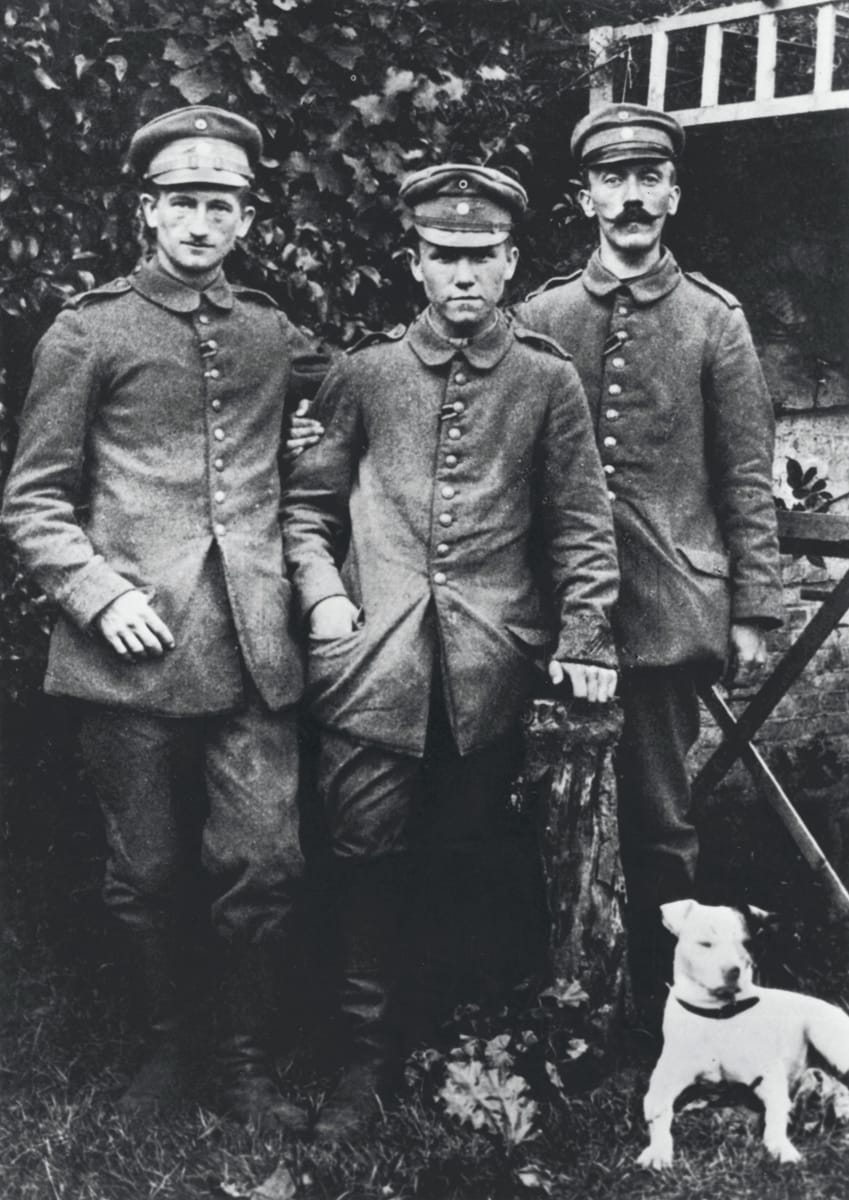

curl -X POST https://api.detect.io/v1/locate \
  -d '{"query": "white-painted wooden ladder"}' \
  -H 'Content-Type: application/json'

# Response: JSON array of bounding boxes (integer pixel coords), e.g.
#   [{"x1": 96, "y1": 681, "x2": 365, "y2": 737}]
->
[{"x1": 589, "y1": 0, "x2": 849, "y2": 125}]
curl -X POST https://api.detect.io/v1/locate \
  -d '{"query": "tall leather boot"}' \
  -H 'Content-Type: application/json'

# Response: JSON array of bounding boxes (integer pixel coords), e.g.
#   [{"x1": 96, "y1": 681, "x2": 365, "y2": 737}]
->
[
  {"x1": 217, "y1": 942, "x2": 309, "y2": 1134},
  {"x1": 313, "y1": 858, "x2": 405, "y2": 1143},
  {"x1": 626, "y1": 906, "x2": 676, "y2": 1042},
  {"x1": 118, "y1": 928, "x2": 189, "y2": 1115}
]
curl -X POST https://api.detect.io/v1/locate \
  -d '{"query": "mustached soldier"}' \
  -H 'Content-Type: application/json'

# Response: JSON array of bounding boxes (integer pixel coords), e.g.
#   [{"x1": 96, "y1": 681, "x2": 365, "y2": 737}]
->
[{"x1": 514, "y1": 105, "x2": 783, "y2": 1024}]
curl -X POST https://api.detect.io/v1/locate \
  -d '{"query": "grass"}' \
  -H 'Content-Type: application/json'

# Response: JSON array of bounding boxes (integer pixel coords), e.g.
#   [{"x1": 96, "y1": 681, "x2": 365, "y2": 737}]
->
[{"x1": 3, "y1": 782, "x2": 849, "y2": 1200}]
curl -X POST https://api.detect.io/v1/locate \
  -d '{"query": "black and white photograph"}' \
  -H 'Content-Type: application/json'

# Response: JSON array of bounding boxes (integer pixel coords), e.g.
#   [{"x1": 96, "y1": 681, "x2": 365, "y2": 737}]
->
[{"x1": 1, "y1": 1, "x2": 848, "y2": 1196}]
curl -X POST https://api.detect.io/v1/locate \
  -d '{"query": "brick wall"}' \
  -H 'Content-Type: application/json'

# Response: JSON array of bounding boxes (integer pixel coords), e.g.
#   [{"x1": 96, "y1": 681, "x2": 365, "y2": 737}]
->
[{"x1": 692, "y1": 404, "x2": 849, "y2": 786}]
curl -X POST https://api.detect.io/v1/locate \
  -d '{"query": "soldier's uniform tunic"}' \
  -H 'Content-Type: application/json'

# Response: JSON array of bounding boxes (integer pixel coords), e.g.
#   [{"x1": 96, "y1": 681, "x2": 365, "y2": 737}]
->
[
  {"x1": 516, "y1": 248, "x2": 783, "y2": 912},
  {"x1": 3, "y1": 257, "x2": 323, "y2": 940},
  {"x1": 282, "y1": 307, "x2": 620, "y2": 1013}
]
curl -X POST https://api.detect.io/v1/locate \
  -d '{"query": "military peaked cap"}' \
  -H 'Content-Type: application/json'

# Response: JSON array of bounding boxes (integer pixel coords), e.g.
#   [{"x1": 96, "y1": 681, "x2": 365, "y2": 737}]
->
[
  {"x1": 127, "y1": 105, "x2": 262, "y2": 187},
  {"x1": 400, "y1": 163, "x2": 528, "y2": 248},
  {"x1": 571, "y1": 102, "x2": 685, "y2": 167}
]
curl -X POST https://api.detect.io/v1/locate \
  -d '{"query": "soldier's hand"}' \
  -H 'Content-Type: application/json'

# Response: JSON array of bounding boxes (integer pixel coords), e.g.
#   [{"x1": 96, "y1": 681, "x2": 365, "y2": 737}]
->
[
  {"x1": 96, "y1": 590, "x2": 175, "y2": 661},
  {"x1": 726, "y1": 621, "x2": 768, "y2": 686},
  {"x1": 309, "y1": 595, "x2": 360, "y2": 640},
  {"x1": 548, "y1": 660, "x2": 618, "y2": 703},
  {"x1": 286, "y1": 398, "x2": 324, "y2": 457}
]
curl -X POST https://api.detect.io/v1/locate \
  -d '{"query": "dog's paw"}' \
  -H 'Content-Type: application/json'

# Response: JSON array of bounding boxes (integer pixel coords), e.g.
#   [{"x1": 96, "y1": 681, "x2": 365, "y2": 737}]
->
[
  {"x1": 765, "y1": 1138, "x2": 801, "y2": 1165},
  {"x1": 636, "y1": 1144, "x2": 674, "y2": 1170}
]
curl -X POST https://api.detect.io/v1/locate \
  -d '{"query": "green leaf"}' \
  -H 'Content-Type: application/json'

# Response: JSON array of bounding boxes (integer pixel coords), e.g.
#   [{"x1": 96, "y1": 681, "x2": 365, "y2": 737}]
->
[
  {"x1": 106, "y1": 54, "x2": 128, "y2": 81},
  {"x1": 170, "y1": 65, "x2": 221, "y2": 103},
  {"x1": 785, "y1": 457, "x2": 803, "y2": 489},
  {"x1": 33, "y1": 66, "x2": 60, "y2": 91},
  {"x1": 324, "y1": 43, "x2": 363, "y2": 71},
  {"x1": 251, "y1": 1162, "x2": 297, "y2": 1200},
  {"x1": 163, "y1": 38, "x2": 206, "y2": 69},
  {"x1": 230, "y1": 32, "x2": 257, "y2": 64},
  {"x1": 244, "y1": 67, "x2": 267, "y2": 96}
]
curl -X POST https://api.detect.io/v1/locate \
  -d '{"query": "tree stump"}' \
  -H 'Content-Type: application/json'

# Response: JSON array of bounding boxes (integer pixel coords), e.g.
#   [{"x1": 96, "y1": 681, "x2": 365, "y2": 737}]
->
[{"x1": 518, "y1": 699, "x2": 627, "y2": 1038}]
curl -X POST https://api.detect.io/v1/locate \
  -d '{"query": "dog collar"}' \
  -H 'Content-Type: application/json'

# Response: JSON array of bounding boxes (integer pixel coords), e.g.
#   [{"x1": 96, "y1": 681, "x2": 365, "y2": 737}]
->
[{"x1": 675, "y1": 995, "x2": 761, "y2": 1020}]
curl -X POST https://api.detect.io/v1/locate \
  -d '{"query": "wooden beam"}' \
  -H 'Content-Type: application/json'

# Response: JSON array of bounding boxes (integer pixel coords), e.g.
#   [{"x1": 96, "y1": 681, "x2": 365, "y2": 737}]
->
[
  {"x1": 756, "y1": 11, "x2": 778, "y2": 102},
  {"x1": 697, "y1": 686, "x2": 849, "y2": 919},
  {"x1": 667, "y1": 87, "x2": 849, "y2": 125},
  {"x1": 589, "y1": 24, "x2": 614, "y2": 110},
  {"x1": 702, "y1": 22, "x2": 724, "y2": 107},
  {"x1": 777, "y1": 510, "x2": 849, "y2": 557},
  {"x1": 815, "y1": 1, "x2": 837, "y2": 93},
  {"x1": 693, "y1": 563, "x2": 849, "y2": 799},
  {"x1": 648, "y1": 29, "x2": 669, "y2": 109},
  {"x1": 610, "y1": 0, "x2": 834, "y2": 42}
]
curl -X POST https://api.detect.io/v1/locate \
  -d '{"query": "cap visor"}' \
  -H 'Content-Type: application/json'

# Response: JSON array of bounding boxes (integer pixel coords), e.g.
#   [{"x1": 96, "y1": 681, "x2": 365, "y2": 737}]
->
[
  {"x1": 414, "y1": 224, "x2": 509, "y2": 248},
  {"x1": 584, "y1": 146, "x2": 674, "y2": 166},
  {"x1": 148, "y1": 168, "x2": 252, "y2": 187}
]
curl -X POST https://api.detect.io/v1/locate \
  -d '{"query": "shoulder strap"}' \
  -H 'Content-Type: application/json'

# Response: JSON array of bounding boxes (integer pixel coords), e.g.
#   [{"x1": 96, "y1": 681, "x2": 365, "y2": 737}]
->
[
  {"x1": 232, "y1": 284, "x2": 279, "y2": 307},
  {"x1": 684, "y1": 271, "x2": 740, "y2": 308},
  {"x1": 524, "y1": 269, "x2": 583, "y2": 301},
  {"x1": 513, "y1": 325, "x2": 572, "y2": 361},
  {"x1": 63, "y1": 277, "x2": 132, "y2": 309},
  {"x1": 346, "y1": 323, "x2": 407, "y2": 354}
]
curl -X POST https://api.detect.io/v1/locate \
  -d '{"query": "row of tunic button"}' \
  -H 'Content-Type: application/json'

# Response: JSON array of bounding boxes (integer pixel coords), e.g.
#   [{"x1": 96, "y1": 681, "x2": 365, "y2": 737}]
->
[
  {"x1": 601, "y1": 301, "x2": 630, "y2": 500},
  {"x1": 434, "y1": 367, "x2": 467, "y2": 583},
  {"x1": 198, "y1": 314, "x2": 229, "y2": 535}
]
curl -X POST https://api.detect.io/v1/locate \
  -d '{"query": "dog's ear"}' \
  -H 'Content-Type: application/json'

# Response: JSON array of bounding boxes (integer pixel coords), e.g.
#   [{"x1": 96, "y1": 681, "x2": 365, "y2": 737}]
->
[{"x1": 660, "y1": 899, "x2": 696, "y2": 936}]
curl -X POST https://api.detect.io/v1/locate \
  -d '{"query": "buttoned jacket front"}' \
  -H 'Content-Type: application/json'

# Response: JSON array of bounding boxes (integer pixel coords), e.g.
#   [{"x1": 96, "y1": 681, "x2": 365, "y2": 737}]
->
[
  {"x1": 515, "y1": 250, "x2": 782, "y2": 669},
  {"x1": 3, "y1": 259, "x2": 324, "y2": 714},
  {"x1": 281, "y1": 311, "x2": 620, "y2": 757}
]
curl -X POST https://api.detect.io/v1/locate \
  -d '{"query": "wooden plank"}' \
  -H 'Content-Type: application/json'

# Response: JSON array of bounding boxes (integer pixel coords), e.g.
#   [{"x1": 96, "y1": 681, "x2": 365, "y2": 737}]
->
[
  {"x1": 777, "y1": 510, "x2": 849, "y2": 557},
  {"x1": 815, "y1": 1, "x2": 837, "y2": 92},
  {"x1": 698, "y1": 686, "x2": 849, "y2": 918},
  {"x1": 667, "y1": 87, "x2": 849, "y2": 124},
  {"x1": 610, "y1": 0, "x2": 833, "y2": 42},
  {"x1": 647, "y1": 29, "x2": 669, "y2": 109},
  {"x1": 756, "y1": 11, "x2": 778, "y2": 101},
  {"x1": 693, "y1": 564, "x2": 849, "y2": 798},
  {"x1": 702, "y1": 23, "x2": 724, "y2": 106},
  {"x1": 589, "y1": 24, "x2": 614, "y2": 109}
]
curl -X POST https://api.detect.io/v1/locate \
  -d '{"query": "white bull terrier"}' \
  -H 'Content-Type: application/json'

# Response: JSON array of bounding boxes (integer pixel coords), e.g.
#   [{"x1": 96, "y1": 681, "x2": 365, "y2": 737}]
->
[{"x1": 637, "y1": 899, "x2": 849, "y2": 1168}]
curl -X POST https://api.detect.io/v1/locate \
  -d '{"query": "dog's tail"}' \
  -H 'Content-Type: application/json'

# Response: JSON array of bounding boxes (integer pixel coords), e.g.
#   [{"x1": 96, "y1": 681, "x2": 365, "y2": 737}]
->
[{"x1": 805, "y1": 997, "x2": 849, "y2": 1076}]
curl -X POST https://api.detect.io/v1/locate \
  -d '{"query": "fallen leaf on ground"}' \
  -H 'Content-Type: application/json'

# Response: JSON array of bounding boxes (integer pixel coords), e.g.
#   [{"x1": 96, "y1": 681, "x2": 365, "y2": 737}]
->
[{"x1": 251, "y1": 1163, "x2": 297, "y2": 1200}]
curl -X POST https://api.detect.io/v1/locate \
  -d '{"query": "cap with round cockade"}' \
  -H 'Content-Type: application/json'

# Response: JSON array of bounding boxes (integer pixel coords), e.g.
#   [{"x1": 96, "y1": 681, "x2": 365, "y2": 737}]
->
[
  {"x1": 399, "y1": 163, "x2": 528, "y2": 248},
  {"x1": 570, "y1": 102, "x2": 685, "y2": 168},
  {"x1": 127, "y1": 105, "x2": 263, "y2": 188}
]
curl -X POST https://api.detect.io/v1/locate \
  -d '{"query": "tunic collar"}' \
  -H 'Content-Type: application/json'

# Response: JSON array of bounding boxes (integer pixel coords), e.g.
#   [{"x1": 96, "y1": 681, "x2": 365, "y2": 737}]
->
[
  {"x1": 582, "y1": 247, "x2": 681, "y2": 305},
  {"x1": 130, "y1": 257, "x2": 234, "y2": 313},
  {"x1": 407, "y1": 307, "x2": 513, "y2": 370}
]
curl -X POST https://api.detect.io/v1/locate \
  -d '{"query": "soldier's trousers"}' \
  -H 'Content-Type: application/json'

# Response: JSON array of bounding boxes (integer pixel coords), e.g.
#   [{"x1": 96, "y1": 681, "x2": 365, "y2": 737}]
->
[
  {"x1": 316, "y1": 687, "x2": 548, "y2": 1019},
  {"x1": 615, "y1": 664, "x2": 710, "y2": 915},
  {"x1": 78, "y1": 691, "x2": 304, "y2": 945}
]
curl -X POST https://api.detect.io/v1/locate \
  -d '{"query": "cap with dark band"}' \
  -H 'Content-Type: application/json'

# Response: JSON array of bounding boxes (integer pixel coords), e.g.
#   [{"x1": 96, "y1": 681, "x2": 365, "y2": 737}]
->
[
  {"x1": 127, "y1": 105, "x2": 262, "y2": 187},
  {"x1": 571, "y1": 102, "x2": 685, "y2": 168},
  {"x1": 400, "y1": 163, "x2": 528, "y2": 248}
]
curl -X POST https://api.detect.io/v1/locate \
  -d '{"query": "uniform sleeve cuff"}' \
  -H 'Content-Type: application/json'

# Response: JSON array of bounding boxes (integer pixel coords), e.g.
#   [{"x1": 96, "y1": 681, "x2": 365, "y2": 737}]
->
[
  {"x1": 555, "y1": 613, "x2": 619, "y2": 668},
  {"x1": 295, "y1": 564, "x2": 348, "y2": 620},
  {"x1": 60, "y1": 559, "x2": 137, "y2": 629},
  {"x1": 731, "y1": 589, "x2": 784, "y2": 629}
]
